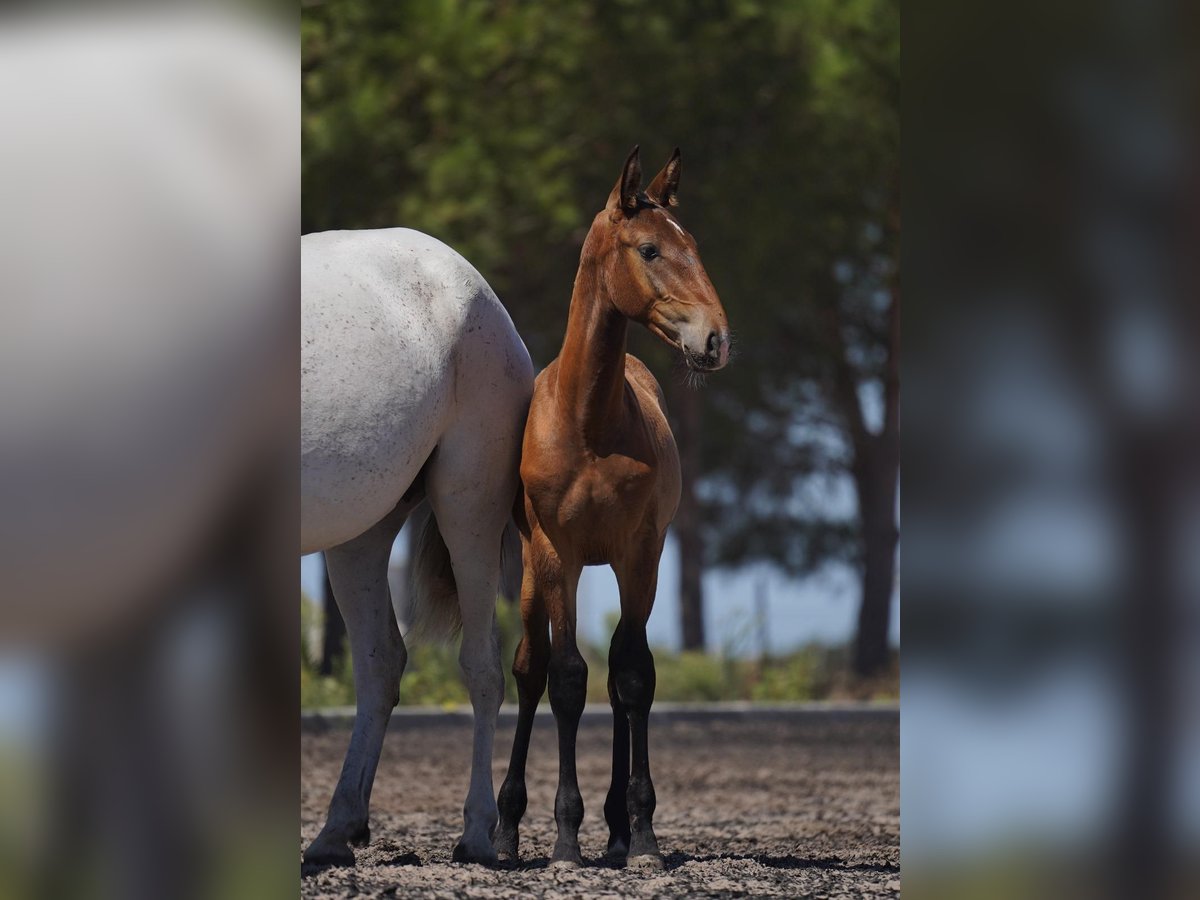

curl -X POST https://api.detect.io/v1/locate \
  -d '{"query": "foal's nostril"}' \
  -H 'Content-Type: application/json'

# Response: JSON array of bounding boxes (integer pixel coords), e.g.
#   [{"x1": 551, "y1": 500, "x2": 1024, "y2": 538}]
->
[
  {"x1": 706, "y1": 331, "x2": 721, "y2": 358},
  {"x1": 702, "y1": 329, "x2": 731, "y2": 368}
]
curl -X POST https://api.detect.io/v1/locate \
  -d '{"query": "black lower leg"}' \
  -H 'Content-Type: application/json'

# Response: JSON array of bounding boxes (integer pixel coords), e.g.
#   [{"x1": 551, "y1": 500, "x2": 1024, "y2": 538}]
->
[
  {"x1": 548, "y1": 645, "x2": 588, "y2": 865},
  {"x1": 603, "y1": 627, "x2": 631, "y2": 856},
  {"x1": 626, "y1": 712, "x2": 659, "y2": 860},
  {"x1": 616, "y1": 629, "x2": 660, "y2": 862},
  {"x1": 495, "y1": 636, "x2": 547, "y2": 859},
  {"x1": 494, "y1": 694, "x2": 536, "y2": 858}
]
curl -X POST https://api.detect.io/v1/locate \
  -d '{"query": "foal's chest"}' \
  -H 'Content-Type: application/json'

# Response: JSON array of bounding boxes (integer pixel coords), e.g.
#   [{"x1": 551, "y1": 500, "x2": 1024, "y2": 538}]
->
[{"x1": 528, "y1": 450, "x2": 655, "y2": 547}]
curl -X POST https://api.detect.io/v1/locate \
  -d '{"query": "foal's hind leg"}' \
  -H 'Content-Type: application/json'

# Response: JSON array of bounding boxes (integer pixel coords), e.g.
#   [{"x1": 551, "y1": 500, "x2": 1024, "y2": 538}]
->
[
  {"x1": 427, "y1": 434, "x2": 514, "y2": 865},
  {"x1": 494, "y1": 556, "x2": 550, "y2": 861},
  {"x1": 610, "y1": 539, "x2": 666, "y2": 869},
  {"x1": 304, "y1": 510, "x2": 409, "y2": 868}
]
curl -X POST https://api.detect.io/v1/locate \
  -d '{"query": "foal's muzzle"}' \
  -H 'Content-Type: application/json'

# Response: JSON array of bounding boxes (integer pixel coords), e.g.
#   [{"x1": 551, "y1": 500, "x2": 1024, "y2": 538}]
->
[{"x1": 685, "y1": 329, "x2": 730, "y2": 371}]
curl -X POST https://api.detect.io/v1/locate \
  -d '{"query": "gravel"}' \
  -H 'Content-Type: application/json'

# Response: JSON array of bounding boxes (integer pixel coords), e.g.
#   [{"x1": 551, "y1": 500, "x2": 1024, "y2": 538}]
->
[{"x1": 301, "y1": 708, "x2": 899, "y2": 898}]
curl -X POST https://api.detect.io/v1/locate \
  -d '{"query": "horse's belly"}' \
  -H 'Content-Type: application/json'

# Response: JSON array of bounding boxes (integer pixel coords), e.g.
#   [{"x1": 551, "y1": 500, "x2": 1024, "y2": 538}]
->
[
  {"x1": 300, "y1": 422, "x2": 436, "y2": 555},
  {"x1": 300, "y1": 322, "x2": 452, "y2": 547}
]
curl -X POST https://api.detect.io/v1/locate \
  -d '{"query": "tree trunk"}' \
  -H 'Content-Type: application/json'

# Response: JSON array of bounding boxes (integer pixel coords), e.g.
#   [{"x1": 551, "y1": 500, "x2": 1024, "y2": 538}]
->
[
  {"x1": 318, "y1": 553, "x2": 346, "y2": 676},
  {"x1": 825, "y1": 263, "x2": 898, "y2": 678},
  {"x1": 852, "y1": 437, "x2": 898, "y2": 677},
  {"x1": 851, "y1": 270, "x2": 900, "y2": 678},
  {"x1": 674, "y1": 384, "x2": 707, "y2": 651}
]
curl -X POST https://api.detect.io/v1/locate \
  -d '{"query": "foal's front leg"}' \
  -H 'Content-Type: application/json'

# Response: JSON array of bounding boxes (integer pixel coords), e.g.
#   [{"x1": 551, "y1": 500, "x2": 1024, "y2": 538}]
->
[
  {"x1": 620, "y1": 624, "x2": 661, "y2": 867},
  {"x1": 603, "y1": 622, "x2": 632, "y2": 858},
  {"x1": 609, "y1": 550, "x2": 664, "y2": 869},
  {"x1": 543, "y1": 552, "x2": 587, "y2": 866}
]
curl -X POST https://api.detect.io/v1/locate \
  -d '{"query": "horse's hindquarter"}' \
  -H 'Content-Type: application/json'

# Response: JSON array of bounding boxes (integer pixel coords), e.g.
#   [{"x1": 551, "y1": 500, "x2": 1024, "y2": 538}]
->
[{"x1": 300, "y1": 229, "x2": 531, "y2": 553}]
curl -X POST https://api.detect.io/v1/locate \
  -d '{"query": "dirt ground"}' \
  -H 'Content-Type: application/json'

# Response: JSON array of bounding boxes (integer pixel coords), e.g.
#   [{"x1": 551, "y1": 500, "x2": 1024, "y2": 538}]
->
[{"x1": 301, "y1": 709, "x2": 899, "y2": 898}]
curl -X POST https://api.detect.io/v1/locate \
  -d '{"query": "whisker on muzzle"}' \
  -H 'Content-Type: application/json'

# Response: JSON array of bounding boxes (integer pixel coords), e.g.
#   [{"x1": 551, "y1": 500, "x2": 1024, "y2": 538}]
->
[{"x1": 671, "y1": 354, "x2": 710, "y2": 389}]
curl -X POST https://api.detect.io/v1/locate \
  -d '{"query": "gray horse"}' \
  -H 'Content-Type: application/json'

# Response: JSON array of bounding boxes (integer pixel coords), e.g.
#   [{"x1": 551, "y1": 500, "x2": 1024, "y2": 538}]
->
[{"x1": 301, "y1": 228, "x2": 532, "y2": 866}]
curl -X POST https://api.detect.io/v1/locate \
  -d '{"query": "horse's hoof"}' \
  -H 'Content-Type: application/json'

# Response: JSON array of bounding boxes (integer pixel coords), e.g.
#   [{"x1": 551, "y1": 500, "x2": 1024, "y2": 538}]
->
[
  {"x1": 452, "y1": 840, "x2": 498, "y2": 866},
  {"x1": 626, "y1": 852, "x2": 664, "y2": 872},
  {"x1": 550, "y1": 844, "x2": 584, "y2": 868},
  {"x1": 302, "y1": 839, "x2": 356, "y2": 870},
  {"x1": 606, "y1": 838, "x2": 629, "y2": 859},
  {"x1": 492, "y1": 827, "x2": 519, "y2": 860}
]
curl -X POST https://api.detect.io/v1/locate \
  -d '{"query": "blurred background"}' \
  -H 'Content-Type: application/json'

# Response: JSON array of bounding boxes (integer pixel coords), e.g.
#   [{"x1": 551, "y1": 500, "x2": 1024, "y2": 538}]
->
[
  {"x1": 300, "y1": 0, "x2": 901, "y2": 707},
  {"x1": 905, "y1": 0, "x2": 1199, "y2": 897},
  {"x1": 0, "y1": 4, "x2": 296, "y2": 899},
  {"x1": 4, "y1": 0, "x2": 1196, "y2": 898}
]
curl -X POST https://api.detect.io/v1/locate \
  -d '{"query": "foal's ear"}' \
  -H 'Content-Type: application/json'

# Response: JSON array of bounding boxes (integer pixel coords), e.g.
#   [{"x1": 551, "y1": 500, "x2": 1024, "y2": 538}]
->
[
  {"x1": 646, "y1": 147, "x2": 681, "y2": 207},
  {"x1": 607, "y1": 145, "x2": 642, "y2": 212}
]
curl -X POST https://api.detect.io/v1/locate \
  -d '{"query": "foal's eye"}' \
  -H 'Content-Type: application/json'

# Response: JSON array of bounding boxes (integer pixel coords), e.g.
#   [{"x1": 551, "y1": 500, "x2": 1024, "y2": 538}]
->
[{"x1": 638, "y1": 244, "x2": 659, "y2": 261}]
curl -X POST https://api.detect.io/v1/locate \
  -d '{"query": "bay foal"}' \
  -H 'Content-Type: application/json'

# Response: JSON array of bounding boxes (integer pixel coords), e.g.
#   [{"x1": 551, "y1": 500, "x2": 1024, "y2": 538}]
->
[{"x1": 494, "y1": 147, "x2": 731, "y2": 868}]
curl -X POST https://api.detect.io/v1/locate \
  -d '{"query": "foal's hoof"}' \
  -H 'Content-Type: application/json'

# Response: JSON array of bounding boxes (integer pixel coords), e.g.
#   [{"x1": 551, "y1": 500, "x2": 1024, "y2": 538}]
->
[
  {"x1": 605, "y1": 837, "x2": 629, "y2": 860},
  {"x1": 452, "y1": 840, "x2": 498, "y2": 866},
  {"x1": 302, "y1": 839, "x2": 356, "y2": 870},
  {"x1": 550, "y1": 845, "x2": 583, "y2": 868},
  {"x1": 492, "y1": 826, "x2": 519, "y2": 862},
  {"x1": 626, "y1": 852, "x2": 665, "y2": 872}
]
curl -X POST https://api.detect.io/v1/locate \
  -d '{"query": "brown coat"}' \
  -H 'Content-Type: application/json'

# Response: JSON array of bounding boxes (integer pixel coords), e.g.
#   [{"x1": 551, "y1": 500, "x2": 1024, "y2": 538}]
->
[{"x1": 496, "y1": 147, "x2": 731, "y2": 868}]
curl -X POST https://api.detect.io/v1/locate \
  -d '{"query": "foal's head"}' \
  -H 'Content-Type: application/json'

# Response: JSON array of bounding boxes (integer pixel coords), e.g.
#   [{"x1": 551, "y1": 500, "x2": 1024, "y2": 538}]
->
[{"x1": 586, "y1": 146, "x2": 731, "y2": 371}]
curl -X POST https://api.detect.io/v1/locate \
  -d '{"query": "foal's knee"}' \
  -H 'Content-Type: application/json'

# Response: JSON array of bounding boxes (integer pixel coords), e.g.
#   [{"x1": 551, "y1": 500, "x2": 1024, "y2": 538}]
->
[
  {"x1": 614, "y1": 640, "x2": 655, "y2": 714},
  {"x1": 548, "y1": 649, "x2": 588, "y2": 720}
]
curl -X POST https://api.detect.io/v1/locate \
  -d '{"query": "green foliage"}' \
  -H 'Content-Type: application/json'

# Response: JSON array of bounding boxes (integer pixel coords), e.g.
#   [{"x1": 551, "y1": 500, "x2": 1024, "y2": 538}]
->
[
  {"x1": 299, "y1": 649, "x2": 355, "y2": 708},
  {"x1": 750, "y1": 645, "x2": 832, "y2": 702},
  {"x1": 299, "y1": 590, "x2": 317, "y2": 668},
  {"x1": 302, "y1": 0, "x2": 899, "y2": 581},
  {"x1": 654, "y1": 652, "x2": 737, "y2": 703},
  {"x1": 569, "y1": 612, "x2": 870, "y2": 704},
  {"x1": 396, "y1": 644, "x2": 469, "y2": 707},
  {"x1": 299, "y1": 585, "x2": 885, "y2": 707},
  {"x1": 300, "y1": 596, "x2": 528, "y2": 709}
]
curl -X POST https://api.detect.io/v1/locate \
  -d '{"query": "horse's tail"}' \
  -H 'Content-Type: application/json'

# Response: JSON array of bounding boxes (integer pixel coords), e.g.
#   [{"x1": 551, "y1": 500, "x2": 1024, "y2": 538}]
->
[{"x1": 407, "y1": 499, "x2": 524, "y2": 643}]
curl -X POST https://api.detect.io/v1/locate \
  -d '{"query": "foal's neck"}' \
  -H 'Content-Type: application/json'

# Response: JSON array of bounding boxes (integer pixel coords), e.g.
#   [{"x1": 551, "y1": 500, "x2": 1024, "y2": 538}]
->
[{"x1": 557, "y1": 253, "x2": 628, "y2": 446}]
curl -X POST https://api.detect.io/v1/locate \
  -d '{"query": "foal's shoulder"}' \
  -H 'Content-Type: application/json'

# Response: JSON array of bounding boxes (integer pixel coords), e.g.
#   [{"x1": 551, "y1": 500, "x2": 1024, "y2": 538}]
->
[
  {"x1": 624, "y1": 354, "x2": 668, "y2": 411},
  {"x1": 533, "y1": 358, "x2": 560, "y2": 392}
]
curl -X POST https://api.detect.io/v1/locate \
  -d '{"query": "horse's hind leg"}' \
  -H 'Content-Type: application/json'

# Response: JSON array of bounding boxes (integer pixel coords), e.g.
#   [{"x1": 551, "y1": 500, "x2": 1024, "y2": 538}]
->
[
  {"x1": 303, "y1": 508, "x2": 409, "y2": 868},
  {"x1": 427, "y1": 434, "x2": 514, "y2": 865},
  {"x1": 494, "y1": 556, "x2": 550, "y2": 861}
]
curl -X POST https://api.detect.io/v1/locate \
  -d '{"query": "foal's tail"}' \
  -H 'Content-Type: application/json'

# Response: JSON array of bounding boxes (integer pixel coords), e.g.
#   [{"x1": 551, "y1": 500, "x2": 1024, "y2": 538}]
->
[{"x1": 407, "y1": 499, "x2": 523, "y2": 643}]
